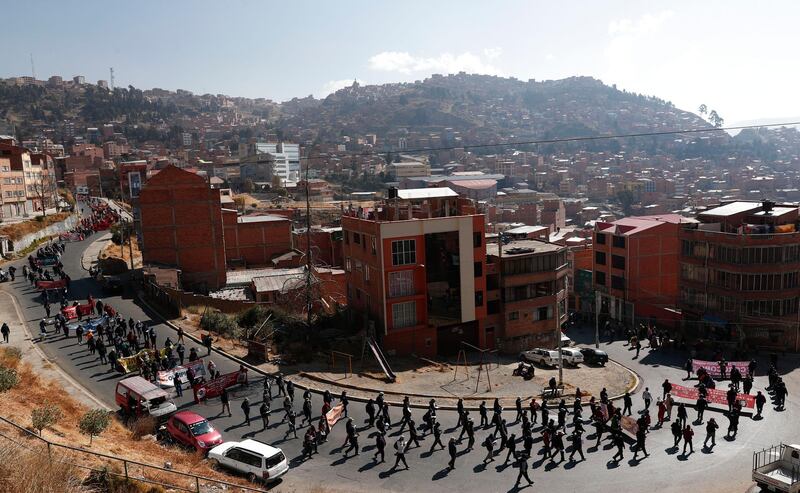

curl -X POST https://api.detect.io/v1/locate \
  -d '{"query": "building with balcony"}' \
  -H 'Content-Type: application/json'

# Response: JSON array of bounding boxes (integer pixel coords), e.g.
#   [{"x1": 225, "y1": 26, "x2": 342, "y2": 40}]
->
[
  {"x1": 678, "y1": 200, "x2": 800, "y2": 349},
  {"x1": 341, "y1": 187, "x2": 487, "y2": 358},
  {"x1": 485, "y1": 239, "x2": 568, "y2": 353},
  {"x1": 593, "y1": 214, "x2": 693, "y2": 330}
]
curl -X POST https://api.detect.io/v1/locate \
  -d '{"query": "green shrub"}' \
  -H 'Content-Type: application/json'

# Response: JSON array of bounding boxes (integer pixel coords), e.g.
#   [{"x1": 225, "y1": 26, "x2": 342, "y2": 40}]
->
[
  {"x1": 0, "y1": 366, "x2": 19, "y2": 392},
  {"x1": 31, "y1": 403, "x2": 63, "y2": 436},
  {"x1": 79, "y1": 409, "x2": 111, "y2": 445},
  {"x1": 200, "y1": 310, "x2": 239, "y2": 338},
  {"x1": 236, "y1": 305, "x2": 270, "y2": 329}
]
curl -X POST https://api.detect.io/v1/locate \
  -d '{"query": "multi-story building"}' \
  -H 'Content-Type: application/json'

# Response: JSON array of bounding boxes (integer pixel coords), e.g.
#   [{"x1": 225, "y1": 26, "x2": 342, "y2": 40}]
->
[
  {"x1": 241, "y1": 142, "x2": 300, "y2": 184},
  {"x1": 387, "y1": 162, "x2": 431, "y2": 179},
  {"x1": 0, "y1": 143, "x2": 58, "y2": 214},
  {"x1": 485, "y1": 239, "x2": 569, "y2": 352},
  {"x1": 139, "y1": 165, "x2": 292, "y2": 291},
  {"x1": 679, "y1": 201, "x2": 800, "y2": 349},
  {"x1": 341, "y1": 187, "x2": 487, "y2": 357},
  {"x1": 593, "y1": 214, "x2": 692, "y2": 329},
  {"x1": 0, "y1": 157, "x2": 26, "y2": 218}
]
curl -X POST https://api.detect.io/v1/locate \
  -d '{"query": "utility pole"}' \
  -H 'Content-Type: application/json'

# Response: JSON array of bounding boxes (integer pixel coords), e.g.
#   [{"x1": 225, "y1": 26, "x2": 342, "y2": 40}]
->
[
  {"x1": 595, "y1": 290, "x2": 600, "y2": 348},
  {"x1": 127, "y1": 218, "x2": 134, "y2": 270},
  {"x1": 556, "y1": 277, "x2": 563, "y2": 386},
  {"x1": 304, "y1": 154, "x2": 312, "y2": 328}
]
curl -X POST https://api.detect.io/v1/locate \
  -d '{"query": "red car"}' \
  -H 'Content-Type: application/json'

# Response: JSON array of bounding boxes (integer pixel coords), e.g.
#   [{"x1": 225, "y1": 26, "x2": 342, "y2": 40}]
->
[{"x1": 162, "y1": 411, "x2": 222, "y2": 453}]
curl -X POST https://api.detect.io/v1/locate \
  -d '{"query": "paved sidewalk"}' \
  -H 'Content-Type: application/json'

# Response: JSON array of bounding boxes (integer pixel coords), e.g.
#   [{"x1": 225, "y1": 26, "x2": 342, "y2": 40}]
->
[
  {"x1": 0, "y1": 286, "x2": 110, "y2": 409},
  {"x1": 80, "y1": 232, "x2": 112, "y2": 271}
]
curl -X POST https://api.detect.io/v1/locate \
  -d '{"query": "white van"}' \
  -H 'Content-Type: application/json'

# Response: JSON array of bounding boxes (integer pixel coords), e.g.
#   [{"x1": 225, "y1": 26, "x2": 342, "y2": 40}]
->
[{"x1": 115, "y1": 376, "x2": 177, "y2": 420}]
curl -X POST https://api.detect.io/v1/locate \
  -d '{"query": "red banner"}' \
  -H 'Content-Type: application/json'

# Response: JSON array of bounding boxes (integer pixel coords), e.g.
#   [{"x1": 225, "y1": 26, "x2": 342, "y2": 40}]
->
[
  {"x1": 325, "y1": 404, "x2": 345, "y2": 428},
  {"x1": 36, "y1": 279, "x2": 67, "y2": 290},
  {"x1": 670, "y1": 383, "x2": 755, "y2": 409},
  {"x1": 192, "y1": 370, "x2": 246, "y2": 403},
  {"x1": 691, "y1": 359, "x2": 749, "y2": 378},
  {"x1": 61, "y1": 301, "x2": 95, "y2": 320}
]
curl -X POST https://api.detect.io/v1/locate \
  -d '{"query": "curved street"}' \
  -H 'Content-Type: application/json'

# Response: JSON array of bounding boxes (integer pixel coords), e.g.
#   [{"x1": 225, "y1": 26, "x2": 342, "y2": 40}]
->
[{"x1": 3, "y1": 225, "x2": 799, "y2": 493}]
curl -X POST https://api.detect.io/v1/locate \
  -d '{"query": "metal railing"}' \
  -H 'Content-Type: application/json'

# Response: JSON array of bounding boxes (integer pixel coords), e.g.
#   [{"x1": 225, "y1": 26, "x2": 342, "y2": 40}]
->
[
  {"x1": 753, "y1": 443, "x2": 800, "y2": 485},
  {"x1": 0, "y1": 414, "x2": 268, "y2": 493}
]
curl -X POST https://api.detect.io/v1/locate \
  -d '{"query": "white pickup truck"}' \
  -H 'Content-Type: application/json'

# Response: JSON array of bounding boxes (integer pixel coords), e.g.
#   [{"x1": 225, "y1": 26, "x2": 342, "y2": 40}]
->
[{"x1": 753, "y1": 444, "x2": 800, "y2": 493}]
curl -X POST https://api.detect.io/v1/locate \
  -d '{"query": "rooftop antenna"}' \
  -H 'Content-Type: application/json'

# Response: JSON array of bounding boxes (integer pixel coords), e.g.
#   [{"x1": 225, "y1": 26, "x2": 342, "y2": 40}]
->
[
  {"x1": 109, "y1": 67, "x2": 114, "y2": 90},
  {"x1": 30, "y1": 53, "x2": 35, "y2": 79}
]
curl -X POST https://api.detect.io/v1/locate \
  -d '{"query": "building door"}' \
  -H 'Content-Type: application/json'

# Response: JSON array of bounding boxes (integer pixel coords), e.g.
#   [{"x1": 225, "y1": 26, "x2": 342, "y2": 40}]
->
[{"x1": 437, "y1": 320, "x2": 479, "y2": 356}]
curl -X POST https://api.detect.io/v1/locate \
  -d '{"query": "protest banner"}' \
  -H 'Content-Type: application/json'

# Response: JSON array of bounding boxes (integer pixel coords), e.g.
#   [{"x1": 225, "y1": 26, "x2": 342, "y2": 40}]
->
[
  {"x1": 325, "y1": 404, "x2": 345, "y2": 428},
  {"x1": 193, "y1": 370, "x2": 245, "y2": 403},
  {"x1": 117, "y1": 348, "x2": 169, "y2": 374},
  {"x1": 35, "y1": 279, "x2": 67, "y2": 290},
  {"x1": 670, "y1": 383, "x2": 755, "y2": 408},
  {"x1": 691, "y1": 359, "x2": 749, "y2": 379},
  {"x1": 61, "y1": 300, "x2": 95, "y2": 320},
  {"x1": 620, "y1": 415, "x2": 639, "y2": 436},
  {"x1": 156, "y1": 359, "x2": 208, "y2": 388}
]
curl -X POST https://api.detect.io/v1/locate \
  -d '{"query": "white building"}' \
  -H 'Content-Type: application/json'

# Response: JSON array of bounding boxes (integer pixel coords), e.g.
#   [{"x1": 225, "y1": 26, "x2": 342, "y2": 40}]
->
[{"x1": 250, "y1": 142, "x2": 300, "y2": 184}]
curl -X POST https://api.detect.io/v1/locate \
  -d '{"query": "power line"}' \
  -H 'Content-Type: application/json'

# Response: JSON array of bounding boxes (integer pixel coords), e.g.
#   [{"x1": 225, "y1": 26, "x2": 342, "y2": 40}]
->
[{"x1": 329, "y1": 120, "x2": 800, "y2": 158}]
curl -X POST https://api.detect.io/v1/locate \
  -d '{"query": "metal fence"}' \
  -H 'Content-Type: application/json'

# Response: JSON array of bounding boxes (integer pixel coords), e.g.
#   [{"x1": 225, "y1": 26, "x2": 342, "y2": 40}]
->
[
  {"x1": 753, "y1": 443, "x2": 800, "y2": 485},
  {"x1": 0, "y1": 415, "x2": 268, "y2": 493}
]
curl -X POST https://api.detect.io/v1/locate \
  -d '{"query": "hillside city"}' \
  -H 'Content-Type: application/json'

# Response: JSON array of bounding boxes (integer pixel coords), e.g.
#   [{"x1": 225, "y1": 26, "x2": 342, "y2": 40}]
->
[{"x1": 0, "y1": 64, "x2": 799, "y2": 493}]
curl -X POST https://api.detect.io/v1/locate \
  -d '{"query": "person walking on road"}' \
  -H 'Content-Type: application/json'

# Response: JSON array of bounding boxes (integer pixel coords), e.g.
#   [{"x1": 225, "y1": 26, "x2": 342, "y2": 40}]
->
[
  {"x1": 704, "y1": 418, "x2": 718, "y2": 448},
  {"x1": 1, "y1": 323, "x2": 9, "y2": 343},
  {"x1": 515, "y1": 453, "x2": 533, "y2": 486},
  {"x1": 392, "y1": 436, "x2": 409, "y2": 470},
  {"x1": 374, "y1": 432, "x2": 386, "y2": 463},
  {"x1": 447, "y1": 437, "x2": 458, "y2": 470},
  {"x1": 241, "y1": 397, "x2": 251, "y2": 426},
  {"x1": 430, "y1": 422, "x2": 444, "y2": 452},
  {"x1": 221, "y1": 388, "x2": 231, "y2": 416},
  {"x1": 622, "y1": 392, "x2": 632, "y2": 416},
  {"x1": 260, "y1": 400, "x2": 271, "y2": 429},
  {"x1": 696, "y1": 395, "x2": 707, "y2": 423},
  {"x1": 642, "y1": 387, "x2": 652, "y2": 410},
  {"x1": 662, "y1": 379, "x2": 672, "y2": 400},
  {"x1": 682, "y1": 425, "x2": 694, "y2": 455},
  {"x1": 569, "y1": 430, "x2": 585, "y2": 462},
  {"x1": 755, "y1": 391, "x2": 767, "y2": 418},
  {"x1": 633, "y1": 427, "x2": 648, "y2": 460},
  {"x1": 727, "y1": 410, "x2": 739, "y2": 439},
  {"x1": 671, "y1": 420, "x2": 682, "y2": 447},
  {"x1": 173, "y1": 374, "x2": 183, "y2": 398},
  {"x1": 676, "y1": 403, "x2": 688, "y2": 429},
  {"x1": 482, "y1": 434, "x2": 496, "y2": 463},
  {"x1": 611, "y1": 432, "x2": 625, "y2": 462}
]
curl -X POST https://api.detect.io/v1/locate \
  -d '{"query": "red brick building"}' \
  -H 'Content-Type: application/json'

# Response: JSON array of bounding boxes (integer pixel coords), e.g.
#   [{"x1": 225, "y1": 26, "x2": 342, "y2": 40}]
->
[
  {"x1": 140, "y1": 166, "x2": 228, "y2": 290},
  {"x1": 593, "y1": 214, "x2": 693, "y2": 329},
  {"x1": 342, "y1": 188, "x2": 487, "y2": 357},
  {"x1": 679, "y1": 201, "x2": 800, "y2": 349}
]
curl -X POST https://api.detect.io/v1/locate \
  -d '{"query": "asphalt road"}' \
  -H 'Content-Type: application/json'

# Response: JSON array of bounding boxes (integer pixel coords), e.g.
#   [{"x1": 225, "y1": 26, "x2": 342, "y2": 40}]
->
[{"x1": 4, "y1": 226, "x2": 800, "y2": 493}]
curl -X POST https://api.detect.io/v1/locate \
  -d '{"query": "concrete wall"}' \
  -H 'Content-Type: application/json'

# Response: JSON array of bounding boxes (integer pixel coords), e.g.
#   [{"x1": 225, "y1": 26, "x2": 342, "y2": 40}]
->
[{"x1": 4, "y1": 214, "x2": 79, "y2": 255}]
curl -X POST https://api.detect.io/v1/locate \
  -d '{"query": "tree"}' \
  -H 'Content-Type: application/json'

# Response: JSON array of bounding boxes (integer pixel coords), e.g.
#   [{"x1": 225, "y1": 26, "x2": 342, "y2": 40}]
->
[
  {"x1": 698, "y1": 104, "x2": 707, "y2": 116},
  {"x1": 708, "y1": 110, "x2": 724, "y2": 128},
  {"x1": 79, "y1": 409, "x2": 111, "y2": 445},
  {"x1": 31, "y1": 403, "x2": 63, "y2": 436},
  {"x1": 29, "y1": 169, "x2": 57, "y2": 218},
  {"x1": 616, "y1": 190, "x2": 636, "y2": 217}
]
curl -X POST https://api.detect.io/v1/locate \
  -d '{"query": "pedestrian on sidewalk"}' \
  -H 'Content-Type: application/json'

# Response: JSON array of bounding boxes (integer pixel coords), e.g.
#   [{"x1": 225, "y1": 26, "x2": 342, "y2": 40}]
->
[
  {"x1": 642, "y1": 387, "x2": 652, "y2": 410},
  {"x1": 177, "y1": 326, "x2": 184, "y2": 343}
]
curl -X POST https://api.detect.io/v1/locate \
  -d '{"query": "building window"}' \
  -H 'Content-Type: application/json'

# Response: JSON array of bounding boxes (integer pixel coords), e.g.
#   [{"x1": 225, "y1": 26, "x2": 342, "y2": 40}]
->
[
  {"x1": 391, "y1": 239, "x2": 416, "y2": 266},
  {"x1": 473, "y1": 232, "x2": 482, "y2": 248},
  {"x1": 474, "y1": 262, "x2": 483, "y2": 277},
  {"x1": 533, "y1": 306, "x2": 553, "y2": 321},
  {"x1": 354, "y1": 233, "x2": 360, "y2": 244},
  {"x1": 364, "y1": 267, "x2": 370, "y2": 282},
  {"x1": 388, "y1": 270, "x2": 414, "y2": 297},
  {"x1": 487, "y1": 300, "x2": 500, "y2": 315},
  {"x1": 344, "y1": 231, "x2": 349, "y2": 244},
  {"x1": 612, "y1": 236, "x2": 626, "y2": 248},
  {"x1": 508, "y1": 311, "x2": 519, "y2": 321},
  {"x1": 596, "y1": 233, "x2": 607, "y2": 245},
  {"x1": 371, "y1": 237, "x2": 376, "y2": 255},
  {"x1": 611, "y1": 255, "x2": 625, "y2": 269},
  {"x1": 611, "y1": 275, "x2": 625, "y2": 290},
  {"x1": 392, "y1": 301, "x2": 417, "y2": 329},
  {"x1": 475, "y1": 291, "x2": 483, "y2": 307},
  {"x1": 595, "y1": 251, "x2": 606, "y2": 265},
  {"x1": 595, "y1": 271, "x2": 606, "y2": 286}
]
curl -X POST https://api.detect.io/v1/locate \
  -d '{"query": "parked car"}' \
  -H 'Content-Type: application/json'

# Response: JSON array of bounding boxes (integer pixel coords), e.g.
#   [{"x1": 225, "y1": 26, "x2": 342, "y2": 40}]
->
[
  {"x1": 160, "y1": 411, "x2": 222, "y2": 453},
  {"x1": 208, "y1": 439, "x2": 289, "y2": 483},
  {"x1": 99, "y1": 272, "x2": 124, "y2": 294},
  {"x1": 520, "y1": 348, "x2": 560, "y2": 367},
  {"x1": 580, "y1": 347, "x2": 609, "y2": 366},
  {"x1": 560, "y1": 348, "x2": 584, "y2": 366}
]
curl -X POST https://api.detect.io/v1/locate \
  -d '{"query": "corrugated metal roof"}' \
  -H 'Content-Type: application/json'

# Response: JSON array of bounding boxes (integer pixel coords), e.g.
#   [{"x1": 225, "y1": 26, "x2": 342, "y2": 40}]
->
[{"x1": 447, "y1": 179, "x2": 497, "y2": 190}]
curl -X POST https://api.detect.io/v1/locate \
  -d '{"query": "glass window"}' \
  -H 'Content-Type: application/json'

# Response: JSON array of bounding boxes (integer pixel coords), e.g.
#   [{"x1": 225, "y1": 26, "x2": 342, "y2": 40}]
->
[
  {"x1": 611, "y1": 275, "x2": 625, "y2": 290},
  {"x1": 595, "y1": 251, "x2": 606, "y2": 265},
  {"x1": 392, "y1": 301, "x2": 417, "y2": 328},
  {"x1": 596, "y1": 233, "x2": 606, "y2": 245},
  {"x1": 612, "y1": 236, "x2": 626, "y2": 248},
  {"x1": 475, "y1": 291, "x2": 483, "y2": 307},
  {"x1": 391, "y1": 240, "x2": 416, "y2": 266},
  {"x1": 474, "y1": 262, "x2": 483, "y2": 277},
  {"x1": 388, "y1": 270, "x2": 414, "y2": 297},
  {"x1": 508, "y1": 311, "x2": 519, "y2": 321},
  {"x1": 595, "y1": 271, "x2": 606, "y2": 286},
  {"x1": 473, "y1": 232, "x2": 482, "y2": 248},
  {"x1": 611, "y1": 255, "x2": 625, "y2": 269}
]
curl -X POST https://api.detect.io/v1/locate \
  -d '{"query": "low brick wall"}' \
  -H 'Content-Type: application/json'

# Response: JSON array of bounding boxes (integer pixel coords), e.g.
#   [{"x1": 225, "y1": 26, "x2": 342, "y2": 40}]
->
[{"x1": 143, "y1": 278, "x2": 261, "y2": 315}]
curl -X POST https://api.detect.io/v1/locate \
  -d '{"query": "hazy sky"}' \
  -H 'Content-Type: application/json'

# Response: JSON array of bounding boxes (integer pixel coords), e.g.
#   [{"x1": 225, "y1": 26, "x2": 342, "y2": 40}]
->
[{"x1": 3, "y1": 1, "x2": 798, "y2": 123}]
